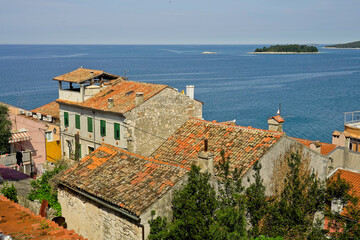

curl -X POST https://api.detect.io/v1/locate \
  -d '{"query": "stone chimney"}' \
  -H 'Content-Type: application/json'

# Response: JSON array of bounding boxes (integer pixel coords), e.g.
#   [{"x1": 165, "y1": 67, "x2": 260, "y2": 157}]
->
[
  {"x1": 135, "y1": 92, "x2": 144, "y2": 106},
  {"x1": 310, "y1": 140, "x2": 322, "y2": 153},
  {"x1": 197, "y1": 139, "x2": 214, "y2": 175},
  {"x1": 268, "y1": 115, "x2": 284, "y2": 132},
  {"x1": 108, "y1": 98, "x2": 114, "y2": 109},
  {"x1": 186, "y1": 85, "x2": 194, "y2": 99}
]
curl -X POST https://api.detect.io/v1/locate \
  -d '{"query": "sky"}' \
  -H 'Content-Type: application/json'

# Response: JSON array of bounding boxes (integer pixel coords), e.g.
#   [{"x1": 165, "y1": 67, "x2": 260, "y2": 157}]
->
[{"x1": 1, "y1": 0, "x2": 360, "y2": 44}]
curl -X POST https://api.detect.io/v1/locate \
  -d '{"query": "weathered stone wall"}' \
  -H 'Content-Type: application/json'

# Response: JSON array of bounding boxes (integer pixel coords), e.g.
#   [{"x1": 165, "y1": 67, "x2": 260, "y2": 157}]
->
[
  {"x1": 125, "y1": 88, "x2": 203, "y2": 156},
  {"x1": 328, "y1": 147, "x2": 360, "y2": 173},
  {"x1": 242, "y1": 136, "x2": 329, "y2": 196},
  {"x1": 58, "y1": 187, "x2": 142, "y2": 240}
]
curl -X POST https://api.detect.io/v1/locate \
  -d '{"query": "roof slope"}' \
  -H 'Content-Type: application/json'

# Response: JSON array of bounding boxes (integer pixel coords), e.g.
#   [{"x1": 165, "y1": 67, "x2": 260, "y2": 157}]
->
[
  {"x1": 0, "y1": 195, "x2": 85, "y2": 239},
  {"x1": 32, "y1": 101, "x2": 60, "y2": 119},
  {"x1": 56, "y1": 144, "x2": 188, "y2": 216},
  {"x1": 329, "y1": 169, "x2": 360, "y2": 218},
  {"x1": 151, "y1": 118, "x2": 284, "y2": 175},
  {"x1": 57, "y1": 81, "x2": 168, "y2": 114},
  {"x1": 0, "y1": 164, "x2": 29, "y2": 181},
  {"x1": 53, "y1": 68, "x2": 119, "y2": 84},
  {"x1": 293, "y1": 137, "x2": 337, "y2": 155}
]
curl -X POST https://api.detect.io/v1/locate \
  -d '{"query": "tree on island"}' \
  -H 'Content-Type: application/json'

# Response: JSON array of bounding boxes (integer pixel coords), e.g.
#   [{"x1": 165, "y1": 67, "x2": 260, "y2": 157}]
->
[{"x1": 255, "y1": 44, "x2": 318, "y2": 53}]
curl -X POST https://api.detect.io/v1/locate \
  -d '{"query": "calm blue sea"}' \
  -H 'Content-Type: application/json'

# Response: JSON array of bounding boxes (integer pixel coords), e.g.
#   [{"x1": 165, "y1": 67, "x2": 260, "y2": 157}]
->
[{"x1": 0, "y1": 45, "x2": 359, "y2": 143}]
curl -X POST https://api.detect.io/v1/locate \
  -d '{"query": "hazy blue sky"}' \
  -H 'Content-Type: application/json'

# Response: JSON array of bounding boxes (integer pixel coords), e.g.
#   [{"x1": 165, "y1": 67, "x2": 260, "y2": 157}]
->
[{"x1": 1, "y1": 0, "x2": 359, "y2": 44}]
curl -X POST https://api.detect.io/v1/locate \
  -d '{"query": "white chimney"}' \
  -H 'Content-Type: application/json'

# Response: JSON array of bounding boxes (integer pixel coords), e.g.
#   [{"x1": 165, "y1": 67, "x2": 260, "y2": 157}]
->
[
  {"x1": 197, "y1": 139, "x2": 214, "y2": 175},
  {"x1": 186, "y1": 85, "x2": 194, "y2": 99},
  {"x1": 135, "y1": 92, "x2": 144, "y2": 106},
  {"x1": 108, "y1": 98, "x2": 114, "y2": 109}
]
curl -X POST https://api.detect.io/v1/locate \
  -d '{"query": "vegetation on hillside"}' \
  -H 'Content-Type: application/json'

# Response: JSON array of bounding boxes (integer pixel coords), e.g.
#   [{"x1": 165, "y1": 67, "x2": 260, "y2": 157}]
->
[
  {"x1": 1, "y1": 181, "x2": 19, "y2": 203},
  {"x1": 0, "y1": 104, "x2": 12, "y2": 154},
  {"x1": 148, "y1": 150, "x2": 360, "y2": 240},
  {"x1": 326, "y1": 41, "x2": 360, "y2": 48},
  {"x1": 27, "y1": 161, "x2": 68, "y2": 216},
  {"x1": 254, "y1": 44, "x2": 318, "y2": 53}
]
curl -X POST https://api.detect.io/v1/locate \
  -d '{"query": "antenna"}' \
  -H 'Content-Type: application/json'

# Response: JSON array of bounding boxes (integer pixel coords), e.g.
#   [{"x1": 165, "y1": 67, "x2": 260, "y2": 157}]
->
[
  {"x1": 277, "y1": 103, "x2": 281, "y2": 115},
  {"x1": 123, "y1": 70, "x2": 129, "y2": 80}
]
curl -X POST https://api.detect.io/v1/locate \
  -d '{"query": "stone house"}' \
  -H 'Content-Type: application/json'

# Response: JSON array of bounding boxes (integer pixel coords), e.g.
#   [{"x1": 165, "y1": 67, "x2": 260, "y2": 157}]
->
[
  {"x1": 56, "y1": 118, "x2": 329, "y2": 240},
  {"x1": 54, "y1": 68, "x2": 202, "y2": 159}
]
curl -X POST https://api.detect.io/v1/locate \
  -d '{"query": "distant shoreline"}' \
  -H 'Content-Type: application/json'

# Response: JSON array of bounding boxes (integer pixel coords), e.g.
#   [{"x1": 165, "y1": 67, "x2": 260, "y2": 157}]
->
[
  {"x1": 249, "y1": 52, "x2": 320, "y2": 54},
  {"x1": 323, "y1": 47, "x2": 360, "y2": 49}
]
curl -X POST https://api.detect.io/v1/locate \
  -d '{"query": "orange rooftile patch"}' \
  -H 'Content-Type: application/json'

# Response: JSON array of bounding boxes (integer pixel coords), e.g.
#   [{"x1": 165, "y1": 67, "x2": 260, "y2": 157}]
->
[
  {"x1": 31, "y1": 101, "x2": 60, "y2": 119},
  {"x1": 57, "y1": 80, "x2": 168, "y2": 114},
  {"x1": 292, "y1": 137, "x2": 337, "y2": 155},
  {"x1": 56, "y1": 144, "x2": 188, "y2": 216},
  {"x1": 151, "y1": 118, "x2": 284, "y2": 177},
  {"x1": 53, "y1": 68, "x2": 119, "y2": 84},
  {"x1": 0, "y1": 195, "x2": 85, "y2": 239}
]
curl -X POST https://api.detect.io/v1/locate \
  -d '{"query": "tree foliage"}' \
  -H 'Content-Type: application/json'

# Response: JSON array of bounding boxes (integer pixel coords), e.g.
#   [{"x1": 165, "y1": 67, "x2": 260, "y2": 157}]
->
[
  {"x1": 1, "y1": 181, "x2": 18, "y2": 203},
  {"x1": 0, "y1": 104, "x2": 12, "y2": 153},
  {"x1": 27, "y1": 162, "x2": 68, "y2": 216},
  {"x1": 254, "y1": 44, "x2": 318, "y2": 53},
  {"x1": 263, "y1": 152, "x2": 325, "y2": 239}
]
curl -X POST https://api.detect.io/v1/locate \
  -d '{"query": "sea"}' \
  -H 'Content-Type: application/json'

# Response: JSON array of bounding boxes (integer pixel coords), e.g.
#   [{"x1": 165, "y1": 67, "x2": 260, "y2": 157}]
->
[{"x1": 0, "y1": 44, "x2": 359, "y2": 143}]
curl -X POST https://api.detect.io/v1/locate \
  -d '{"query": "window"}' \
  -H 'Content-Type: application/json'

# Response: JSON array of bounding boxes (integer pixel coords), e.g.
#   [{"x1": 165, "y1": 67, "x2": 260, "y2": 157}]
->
[
  {"x1": 64, "y1": 112, "x2": 69, "y2": 127},
  {"x1": 78, "y1": 144, "x2": 82, "y2": 159},
  {"x1": 100, "y1": 120, "x2": 106, "y2": 136},
  {"x1": 114, "y1": 123, "x2": 120, "y2": 140},
  {"x1": 88, "y1": 146, "x2": 94, "y2": 154},
  {"x1": 75, "y1": 114, "x2": 80, "y2": 129},
  {"x1": 45, "y1": 131, "x2": 53, "y2": 142},
  {"x1": 87, "y1": 117, "x2": 93, "y2": 133}
]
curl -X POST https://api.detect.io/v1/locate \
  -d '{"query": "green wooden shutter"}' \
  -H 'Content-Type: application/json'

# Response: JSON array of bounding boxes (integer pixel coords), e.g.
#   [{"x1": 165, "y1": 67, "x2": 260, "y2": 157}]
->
[
  {"x1": 114, "y1": 123, "x2": 120, "y2": 140},
  {"x1": 64, "y1": 112, "x2": 69, "y2": 127},
  {"x1": 101, "y1": 120, "x2": 106, "y2": 136},
  {"x1": 75, "y1": 115, "x2": 80, "y2": 129},
  {"x1": 87, "y1": 117, "x2": 93, "y2": 133}
]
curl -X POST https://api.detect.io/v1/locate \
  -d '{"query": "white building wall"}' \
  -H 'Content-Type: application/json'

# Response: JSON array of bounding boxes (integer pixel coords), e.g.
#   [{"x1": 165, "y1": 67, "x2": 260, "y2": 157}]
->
[{"x1": 59, "y1": 104, "x2": 127, "y2": 159}]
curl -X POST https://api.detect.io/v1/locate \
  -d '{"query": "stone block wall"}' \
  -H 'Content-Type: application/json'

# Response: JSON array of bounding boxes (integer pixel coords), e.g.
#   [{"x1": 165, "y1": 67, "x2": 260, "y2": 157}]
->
[
  {"x1": 58, "y1": 187, "x2": 142, "y2": 240},
  {"x1": 125, "y1": 88, "x2": 203, "y2": 156}
]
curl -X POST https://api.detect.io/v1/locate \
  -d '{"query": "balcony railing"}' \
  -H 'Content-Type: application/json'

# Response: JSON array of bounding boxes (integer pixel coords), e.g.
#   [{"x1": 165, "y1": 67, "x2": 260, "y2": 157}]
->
[
  {"x1": 344, "y1": 111, "x2": 360, "y2": 126},
  {"x1": 0, "y1": 151, "x2": 31, "y2": 167}
]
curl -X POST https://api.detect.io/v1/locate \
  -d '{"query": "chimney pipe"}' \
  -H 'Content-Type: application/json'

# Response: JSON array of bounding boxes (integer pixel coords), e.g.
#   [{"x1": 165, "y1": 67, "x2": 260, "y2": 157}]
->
[
  {"x1": 108, "y1": 98, "x2": 114, "y2": 109},
  {"x1": 197, "y1": 139, "x2": 214, "y2": 175},
  {"x1": 310, "y1": 141, "x2": 321, "y2": 153},
  {"x1": 186, "y1": 85, "x2": 194, "y2": 99},
  {"x1": 135, "y1": 92, "x2": 144, "y2": 106},
  {"x1": 204, "y1": 139, "x2": 208, "y2": 152}
]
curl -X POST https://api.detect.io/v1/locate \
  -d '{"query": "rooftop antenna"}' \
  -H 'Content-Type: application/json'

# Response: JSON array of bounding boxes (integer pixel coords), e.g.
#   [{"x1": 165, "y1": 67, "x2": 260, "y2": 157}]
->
[
  {"x1": 277, "y1": 103, "x2": 281, "y2": 115},
  {"x1": 123, "y1": 70, "x2": 129, "y2": 80}
]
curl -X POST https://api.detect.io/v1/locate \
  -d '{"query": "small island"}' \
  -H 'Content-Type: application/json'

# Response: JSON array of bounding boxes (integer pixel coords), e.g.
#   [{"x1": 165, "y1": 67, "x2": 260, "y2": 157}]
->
[
  {"x1": 325, "y1": 41, "x2": 360, "y2": 49},
  {"x1": 252, "y1": 44, "x2": 319, "y2": 54}
]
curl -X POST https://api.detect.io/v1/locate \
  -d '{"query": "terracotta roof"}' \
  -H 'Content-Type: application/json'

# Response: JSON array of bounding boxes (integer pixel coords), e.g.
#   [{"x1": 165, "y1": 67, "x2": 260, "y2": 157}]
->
[
  {"x1": 293, "y1": 137, "x2": 337, "y2": 155},
  {"x1": 53, "y1": 68, "x2": 119, "y2": 84},
  {"x1": 329, "y1": 169, "x2": 360, "y2": 218},
  {"x1": 269, "y1": 115, "x2": 284, "y2": 123},
  {"x1": 32, "y1": 101, "x2": 60, "y2": 119},
  {"x1": 0, "y1": 195, "x2": 85, "y2": 239},
  {"x1": 0, "y1": 164, "x2": 29, "y2": 181},
  {"x1": 56, "y1": 144, "x2": 188, "y2": 216},
  {"x1": 151, "y1": 118, "x2": 284, "y2": 176},
  {"x1": 57, "y1": 81, "x2": 168, "y2": 114}
]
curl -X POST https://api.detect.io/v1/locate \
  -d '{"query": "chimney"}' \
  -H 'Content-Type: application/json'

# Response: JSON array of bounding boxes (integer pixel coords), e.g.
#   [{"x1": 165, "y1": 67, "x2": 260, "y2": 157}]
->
[
  {"x1": 186, "y1": 85, "x2": 194, "y2": 99},
  {"x1": 108, "y1": 98, "x2": 114, "y2": 109},
  {"x1": 310, "y1": 141, "x2": 322, "y2": 153},
  {"x1": 197, "y1": 139, "x2": 214, "y2": 175},
  {"x1": 135, "y1": 92, "x2": 144, "y2": 106},
  {"x1": 268, "y1": 115, "x2": 284, "y2": 132}
]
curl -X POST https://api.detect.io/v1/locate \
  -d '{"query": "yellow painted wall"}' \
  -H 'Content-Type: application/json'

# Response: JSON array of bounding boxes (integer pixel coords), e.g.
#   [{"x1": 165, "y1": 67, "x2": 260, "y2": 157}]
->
[{"x1": 46, "y1": 140, "x2": 61, "y2": 163}]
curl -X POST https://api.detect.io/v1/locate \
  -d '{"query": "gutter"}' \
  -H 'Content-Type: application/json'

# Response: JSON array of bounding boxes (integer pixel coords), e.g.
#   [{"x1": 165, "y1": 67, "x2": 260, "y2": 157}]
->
[{"x1": 60, "y1": 182, "x2": 140, "y2": 223}]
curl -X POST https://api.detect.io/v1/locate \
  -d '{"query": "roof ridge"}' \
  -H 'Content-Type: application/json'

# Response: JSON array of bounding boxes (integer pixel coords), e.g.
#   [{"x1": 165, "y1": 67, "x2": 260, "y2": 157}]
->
[
  {"x1": 101, "y1": 143, "x2": 191, "y2": 170},
  {"x1": 189, "y1": 117, "x2": 284, "y2": 135}
]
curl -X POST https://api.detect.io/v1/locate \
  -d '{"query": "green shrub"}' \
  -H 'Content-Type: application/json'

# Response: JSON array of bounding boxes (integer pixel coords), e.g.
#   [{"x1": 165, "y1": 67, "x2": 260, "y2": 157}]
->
[{"x1": 1, "y1": 181, "x2": 19, "y2": 203}]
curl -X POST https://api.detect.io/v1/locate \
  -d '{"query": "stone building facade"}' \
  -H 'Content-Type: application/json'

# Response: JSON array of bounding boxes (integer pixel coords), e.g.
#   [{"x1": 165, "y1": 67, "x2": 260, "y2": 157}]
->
[
  {"x1": 56, "y1": 119, "x2": 329, "y2": 240},
  {"x1": 55, "y1": 68, "x2": 202, "y2": 159}
]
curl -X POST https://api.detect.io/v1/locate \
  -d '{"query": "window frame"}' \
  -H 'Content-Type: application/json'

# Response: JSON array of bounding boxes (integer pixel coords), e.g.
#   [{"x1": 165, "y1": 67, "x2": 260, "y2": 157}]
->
[
  {"x1": 114, "y1": 123, "x2": 120, "y2": 140},
  {"x1": 100, "y1": 120, "x2": 106, "y2": 136},
  {"x1": 64, "y1": 112, "x2": 69, "y2": 127},
  {"x1": 75, "y1": 114, "x2": 81, "y2": 129}
]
